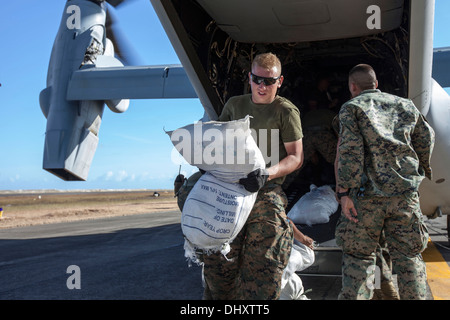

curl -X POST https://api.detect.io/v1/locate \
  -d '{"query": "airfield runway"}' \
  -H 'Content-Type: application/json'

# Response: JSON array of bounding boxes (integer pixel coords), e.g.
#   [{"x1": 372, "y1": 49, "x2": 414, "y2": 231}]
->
[
  {"x1": 0, "y1": 209, "x2": 448, "y2": 301},
  {"x1": 0, "y1": 210, "x2": 204, "y2": 299}
]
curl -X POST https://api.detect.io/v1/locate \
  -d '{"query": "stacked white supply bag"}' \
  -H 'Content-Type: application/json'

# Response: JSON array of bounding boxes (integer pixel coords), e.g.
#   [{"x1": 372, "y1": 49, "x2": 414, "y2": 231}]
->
[
  {"x1": 280, "y1": 241, "x2": 315, "y2": 300},
  {"x1": 182, "y1": 172, "x2": 257, "y2": 264},
  {"x1": 287, "y1": 184, "x2": 339, "y2": 226},
  {"x1": 167, "y1": 116, "x2": 266, "y2": 264},
  {"x1": 167, "y1": 115, "x2": 266, "y2": 183}
]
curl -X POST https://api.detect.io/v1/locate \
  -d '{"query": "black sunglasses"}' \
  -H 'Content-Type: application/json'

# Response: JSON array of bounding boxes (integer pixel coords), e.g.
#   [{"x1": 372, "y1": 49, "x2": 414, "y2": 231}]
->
[{"x1": 250, "y1": 73, "x2": 281, "y2": 86}]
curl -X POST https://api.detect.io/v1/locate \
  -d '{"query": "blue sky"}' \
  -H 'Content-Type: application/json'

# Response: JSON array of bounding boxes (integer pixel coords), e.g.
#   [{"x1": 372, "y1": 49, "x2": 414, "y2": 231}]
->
[
  {"x1": 0, "y1": 0, "x2": 449, "y2": 191},
  {"x1": 0, "y1": 0, "x2": 205, "y2": 191}
]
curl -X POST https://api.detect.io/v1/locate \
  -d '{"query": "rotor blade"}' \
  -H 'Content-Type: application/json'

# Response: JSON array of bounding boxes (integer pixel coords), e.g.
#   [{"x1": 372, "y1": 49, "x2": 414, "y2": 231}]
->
[
  {"x1": 89, "y1": 0, "x2": 135, "y2": 8},
  {"x1": 105, "y1": 6, "x2": 142, "y2": 65},
  {"x1": 105, "y1": 0, "x2": 127, "y2": 8}
]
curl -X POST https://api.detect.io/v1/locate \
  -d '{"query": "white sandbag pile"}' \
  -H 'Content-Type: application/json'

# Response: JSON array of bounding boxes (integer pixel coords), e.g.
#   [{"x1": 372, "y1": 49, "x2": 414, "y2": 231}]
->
[
  {"x1": 167, "y1": 116, "x2": 265, "y2": 264},
  {"x1": 280, "y1": 241, "x2": 315, "y2": 300},
  {"x1": 287, "y1": 184, "x2": 338, "y2": 226}
]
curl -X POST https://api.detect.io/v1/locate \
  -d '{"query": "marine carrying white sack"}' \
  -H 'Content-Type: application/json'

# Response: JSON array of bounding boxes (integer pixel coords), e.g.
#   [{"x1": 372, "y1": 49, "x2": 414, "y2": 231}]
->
[
  {"x1": 287, "y1": 184, "x2": 339, "y2": 226},
  {"x1": 167, "y1": 116, "x2": 266, "y2": 183},
  {"x1": 182, "y1": 172, "x2": 257, "y2": 264}
]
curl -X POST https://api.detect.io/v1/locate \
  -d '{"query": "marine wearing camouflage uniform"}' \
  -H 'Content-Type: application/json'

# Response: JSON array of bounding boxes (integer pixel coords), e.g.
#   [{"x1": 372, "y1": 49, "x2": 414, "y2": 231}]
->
[
  {"x1": 176, "y1": 171, "x2": 202, "y2": 212},
  {"x1": 302, "y1": 108, "x2": 338, "y2": 165},
  {"x1": 201, "y1": 92, "x2": 302, "y2": 300},
  {"x1": 336, "y1": 89, "x2": 435, "y2": 300},
  {"x1": 333, "y1": 114, "x2": 399, "y2": 300}
]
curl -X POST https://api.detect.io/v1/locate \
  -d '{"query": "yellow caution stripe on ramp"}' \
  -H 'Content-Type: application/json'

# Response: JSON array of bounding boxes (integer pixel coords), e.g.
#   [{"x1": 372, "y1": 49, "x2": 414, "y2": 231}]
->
[{"x1": 422, "y1": 240, "x2": 450, "y2": 300}]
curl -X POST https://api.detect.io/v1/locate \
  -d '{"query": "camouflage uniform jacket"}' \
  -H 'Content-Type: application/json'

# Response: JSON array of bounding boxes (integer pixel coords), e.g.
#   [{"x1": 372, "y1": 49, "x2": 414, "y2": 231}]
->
[{"x1": 337, "y1": 89, "x2": 435, "y2": 197}]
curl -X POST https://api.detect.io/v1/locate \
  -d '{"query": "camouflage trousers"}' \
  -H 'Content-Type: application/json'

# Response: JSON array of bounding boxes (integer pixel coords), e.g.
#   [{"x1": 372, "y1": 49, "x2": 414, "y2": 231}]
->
[
  {"x1": 202, "y1": 184, "x2": 293, "y2": 300},
  {"x1": 302, "y1": 129, "x2": 337, "y2": 164},
  {"x1": 335, "y1": 193, "x2": 429, "y2": 300},
  {"x1": 371, "y1": 237, "x2": 400, "y2": 300}
]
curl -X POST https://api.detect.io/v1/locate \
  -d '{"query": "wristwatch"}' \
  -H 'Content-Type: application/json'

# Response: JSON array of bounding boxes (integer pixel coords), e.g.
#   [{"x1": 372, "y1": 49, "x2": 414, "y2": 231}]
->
[{"x1": 336, "y1": 191, "x2": 350, "y2": 200}]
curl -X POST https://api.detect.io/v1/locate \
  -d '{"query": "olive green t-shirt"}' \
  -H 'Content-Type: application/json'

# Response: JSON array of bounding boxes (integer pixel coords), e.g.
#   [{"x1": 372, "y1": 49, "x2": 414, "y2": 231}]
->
[{"x1": 218, "y1": 94, "x2": 303, "y2": 185}]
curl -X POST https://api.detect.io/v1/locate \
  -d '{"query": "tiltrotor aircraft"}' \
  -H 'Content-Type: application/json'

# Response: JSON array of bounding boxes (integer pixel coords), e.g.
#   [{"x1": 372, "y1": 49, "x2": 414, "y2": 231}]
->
[{"x1": 40, "y1": 0, "x2": 449, "y2": 246}]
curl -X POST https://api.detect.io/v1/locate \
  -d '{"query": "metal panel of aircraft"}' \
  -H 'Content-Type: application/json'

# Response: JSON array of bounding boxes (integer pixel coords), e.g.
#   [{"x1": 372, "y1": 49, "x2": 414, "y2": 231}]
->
[{"x1": 40, "y1": 0, "x2": 449, "y2": 230}]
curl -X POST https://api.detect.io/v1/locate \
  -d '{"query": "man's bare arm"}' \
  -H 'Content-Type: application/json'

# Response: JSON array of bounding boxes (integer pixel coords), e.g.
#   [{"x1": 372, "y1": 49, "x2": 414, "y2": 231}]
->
[{"x1": 267, "y1": 139, "x2": 303, "y2": 181}]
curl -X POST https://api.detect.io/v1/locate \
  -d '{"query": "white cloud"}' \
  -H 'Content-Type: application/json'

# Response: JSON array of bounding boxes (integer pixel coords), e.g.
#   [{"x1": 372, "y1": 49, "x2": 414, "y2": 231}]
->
[
  {"x1": 112, "y1": 133, "x2": 153, "y2": 144},
  {"x1": 9, "y1": 174, "x2": 20, "y2": 182},
  {"x1": 116, "y1": 170, "x2": 128, "y2": 181},
  {"x1": 104, "y1": 171, "x2": 114, "y2": 181},
  {"x1": 97, "y1": 170, "x2": 138, "y2": 182}
]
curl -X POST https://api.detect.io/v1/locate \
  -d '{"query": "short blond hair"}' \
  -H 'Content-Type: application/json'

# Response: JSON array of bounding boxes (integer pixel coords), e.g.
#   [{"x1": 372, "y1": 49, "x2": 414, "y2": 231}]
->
[{"x1": 252, "y1": 53, "x2": 282, "y2": 75}]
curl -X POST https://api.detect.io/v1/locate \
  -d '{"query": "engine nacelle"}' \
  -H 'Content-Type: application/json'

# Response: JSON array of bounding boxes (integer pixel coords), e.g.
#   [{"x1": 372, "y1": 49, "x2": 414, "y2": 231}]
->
[
  {"x1": 419, "y1": 79, "x2": 450, "y2": 216},
  {"x1": 40, "y1": 0, "x2": 128, "y2": 181}
]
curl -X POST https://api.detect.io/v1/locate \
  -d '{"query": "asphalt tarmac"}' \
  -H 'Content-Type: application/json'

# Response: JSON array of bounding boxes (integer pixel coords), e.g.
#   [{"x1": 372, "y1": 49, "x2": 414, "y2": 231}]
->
[
  {"x1": 0, "y1": 210, "x2": 448, "y2": 300},
  {"x1": 0, "y1": 211, "x2": 204, "y2": 299}
]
